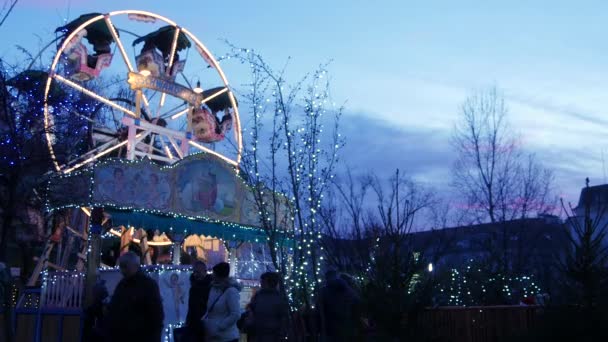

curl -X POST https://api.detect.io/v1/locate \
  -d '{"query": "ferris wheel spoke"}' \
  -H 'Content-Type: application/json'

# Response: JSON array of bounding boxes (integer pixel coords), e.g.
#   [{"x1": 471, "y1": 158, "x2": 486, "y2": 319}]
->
[
  {"x1": 168, "y1": 107, "x2": 190, "y2": 120},
  {"x1": 167, "y1": 136, "x2": 183, "y2": 159},
  {"x1": 158, "y1": 138, "x2": 175, "y2": 160},
  {"x1": 159, "y1": 102, "x2": 187, "y2": 119},
  {"x1": 104, "y1": 15, "x2": 134, "y2": 72},
  {"x1": 201, "y1": 87, "x2": 229, "y2": 105},
  {"x1": 104, "y1": 15, "x2": 152, "y2": 113},
  {"x1": 158, "y1": 27, "x2": 181, "y2": 112},
  {"x1": 63, "y1": 139, "x2": 128, "y2": 174},
  {"x1": 68, "y1": 110, "x2": 96, "y2": 124},
  {"x1": 54, "y1": 74, "x2": 137, "y2": 117},
  {"x1": 188, "y1": 140, "x2": 237, "y2": 166}
]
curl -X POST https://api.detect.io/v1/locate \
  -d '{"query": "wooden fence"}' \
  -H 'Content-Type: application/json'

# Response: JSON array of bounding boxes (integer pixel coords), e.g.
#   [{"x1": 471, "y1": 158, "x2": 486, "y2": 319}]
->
[
  {"x1": 41, "y1": 271, "x2": 84, "y2": 310},
  {"x1": 420, "y1": 305, "x2": 539, "y2": 342},
  {"x1": 294, "y1": 305, "x2": 540, "y2": 342}
]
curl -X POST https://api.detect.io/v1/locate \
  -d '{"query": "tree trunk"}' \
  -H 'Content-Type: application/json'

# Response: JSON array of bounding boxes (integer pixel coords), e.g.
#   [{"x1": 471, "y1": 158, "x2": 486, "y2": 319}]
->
[{"x1": 0, "y1": 178, "x2": 17, "y2": 263}]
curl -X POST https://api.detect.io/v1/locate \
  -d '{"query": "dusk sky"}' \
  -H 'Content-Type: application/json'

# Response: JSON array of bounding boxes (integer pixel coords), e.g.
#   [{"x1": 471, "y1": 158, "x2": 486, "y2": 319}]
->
[{"x1": 1, "y1": 0, "x2": 607, "y2": 207}]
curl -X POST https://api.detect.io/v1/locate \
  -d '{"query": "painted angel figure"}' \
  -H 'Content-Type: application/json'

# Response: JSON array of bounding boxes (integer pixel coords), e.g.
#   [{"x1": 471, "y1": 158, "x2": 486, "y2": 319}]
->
[{"x1": 164, "y1": 273, "x2": 186, "y2": 322}]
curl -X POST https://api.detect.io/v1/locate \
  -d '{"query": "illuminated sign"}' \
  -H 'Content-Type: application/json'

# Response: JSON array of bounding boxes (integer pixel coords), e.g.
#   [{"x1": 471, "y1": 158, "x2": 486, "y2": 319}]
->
[{"x1": 127, "y1": 72, "x2": 202, "y2": 106}]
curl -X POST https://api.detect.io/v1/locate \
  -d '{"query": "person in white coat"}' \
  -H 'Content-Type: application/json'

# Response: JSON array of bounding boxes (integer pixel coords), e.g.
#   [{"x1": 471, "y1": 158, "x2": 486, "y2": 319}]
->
[{"x1": 204, "y1": 262, "x2": 241, "y2": 342}]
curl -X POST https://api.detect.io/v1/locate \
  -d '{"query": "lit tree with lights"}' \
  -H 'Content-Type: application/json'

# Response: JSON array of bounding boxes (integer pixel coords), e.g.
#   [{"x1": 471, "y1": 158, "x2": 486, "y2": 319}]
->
[
  {"x1": 0, "y1": 56, "x2": 106, "y2": 263},
  {"x1": 227, "y1": 44, "x2": 343, "y2": 314}
]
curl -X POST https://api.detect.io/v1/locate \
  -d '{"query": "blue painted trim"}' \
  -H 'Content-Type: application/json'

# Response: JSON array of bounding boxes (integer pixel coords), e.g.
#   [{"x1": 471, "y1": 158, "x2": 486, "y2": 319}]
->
[{"x1": 107, "y1": 209, "x2": 285, "y2": 242}]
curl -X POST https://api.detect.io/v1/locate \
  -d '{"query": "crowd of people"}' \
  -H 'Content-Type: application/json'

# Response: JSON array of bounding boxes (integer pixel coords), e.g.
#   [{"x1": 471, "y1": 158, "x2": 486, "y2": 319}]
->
[{"x1": 83, "y1": 252, "x2": 363, "y2": 342}]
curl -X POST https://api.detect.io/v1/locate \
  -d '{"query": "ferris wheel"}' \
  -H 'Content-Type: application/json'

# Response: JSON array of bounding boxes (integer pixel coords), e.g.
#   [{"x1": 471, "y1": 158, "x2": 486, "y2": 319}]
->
[{"x1": 43, "y1": 10, "x2": 242, "y2": 174}]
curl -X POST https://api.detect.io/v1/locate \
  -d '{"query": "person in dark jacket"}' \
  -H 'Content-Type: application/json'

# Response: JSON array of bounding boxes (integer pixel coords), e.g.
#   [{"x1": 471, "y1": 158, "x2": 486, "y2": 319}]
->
[
  {"x1": 185, "y1": 260, "x2": 213, "y2": 339},
  {"x1": 106, "y1": 252, "x2": 164, "y2": 342},
  {"x1": 83, "y1": 279, "x2": 109, "y2": 342},
  {"x1": 248, "y1": 272, "x2": 289, "y2": 342},
  {"x1": 317, "y1": 270, "x2": 361, "y2": 342}
]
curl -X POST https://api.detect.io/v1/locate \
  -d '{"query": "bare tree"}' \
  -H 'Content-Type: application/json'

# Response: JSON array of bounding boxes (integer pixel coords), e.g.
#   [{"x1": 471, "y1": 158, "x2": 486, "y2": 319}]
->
[
  {"x1": 364, "y1": 169, "x2": 441, "y2": 339},
  {"x1": 450, "y1": 86, "x2": 557, "y2": 303},
  {"x1": 452, "y1": 86, "x2": 554, "y2": 224},
  {"x1": 320, "y1": 165, "x2": 458, "y2": 337},
  {"x1": 0, "y1": 0, "x2": 17, "y2": 28},
  {"x1": 319, "y1": 169, "x2": 374, "y2": 276}
]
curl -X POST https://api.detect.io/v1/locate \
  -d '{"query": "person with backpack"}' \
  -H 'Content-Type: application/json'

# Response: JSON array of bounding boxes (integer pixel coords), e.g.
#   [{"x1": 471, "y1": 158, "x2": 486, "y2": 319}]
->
[{"x1": 203, "y1": 262, "x2": 241, "y2": 342}]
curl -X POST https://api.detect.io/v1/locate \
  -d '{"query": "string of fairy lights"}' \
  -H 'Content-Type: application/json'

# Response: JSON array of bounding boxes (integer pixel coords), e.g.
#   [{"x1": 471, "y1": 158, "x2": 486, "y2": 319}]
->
[
  {"x1": 2, "y1": 69, "x2": 110, "y2": 170},
  {"x1": 436, "y1": 259, "x2": 543, "y2": 306},
  {"x1": 229, "y1": 47, "x2": 344, "y2": 310}
]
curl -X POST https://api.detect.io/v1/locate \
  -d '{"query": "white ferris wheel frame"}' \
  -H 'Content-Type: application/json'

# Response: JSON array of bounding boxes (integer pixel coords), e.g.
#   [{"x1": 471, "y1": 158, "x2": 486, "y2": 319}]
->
[{"x1": 43, "y1": 10, "x2": 243, "y2": 174}]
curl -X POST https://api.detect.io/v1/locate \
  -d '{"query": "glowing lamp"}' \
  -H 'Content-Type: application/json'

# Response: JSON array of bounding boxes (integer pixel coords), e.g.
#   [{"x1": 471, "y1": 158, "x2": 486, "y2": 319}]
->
[{"x1": 193, "y1": 81, "x2": 203, "y2": 94}]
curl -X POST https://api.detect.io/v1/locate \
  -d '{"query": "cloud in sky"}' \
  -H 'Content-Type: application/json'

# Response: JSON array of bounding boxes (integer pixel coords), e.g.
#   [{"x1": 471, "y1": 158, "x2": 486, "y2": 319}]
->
[
  {"x1": 338, "y1": 109, "x2": 593, "y2": 207},
  {"x1": 338, "y1": 113, "x2": 453, "y2": 185}
]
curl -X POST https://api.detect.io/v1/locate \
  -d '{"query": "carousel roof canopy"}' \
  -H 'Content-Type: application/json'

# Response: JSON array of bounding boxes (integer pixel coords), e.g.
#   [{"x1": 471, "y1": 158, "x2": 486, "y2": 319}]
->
[{"x1": 46, "y1": 153, "x2": 292, "y2": 243}]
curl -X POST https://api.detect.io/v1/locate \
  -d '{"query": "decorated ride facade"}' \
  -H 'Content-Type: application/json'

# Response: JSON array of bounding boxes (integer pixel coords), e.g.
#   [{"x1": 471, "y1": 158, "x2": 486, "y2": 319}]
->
[
  {"x1": 12, "y1": 10, "x2": 292, "y2": 342},
  {"x1": 27, "y1": 153, "x2": 290, "y2": 340}
]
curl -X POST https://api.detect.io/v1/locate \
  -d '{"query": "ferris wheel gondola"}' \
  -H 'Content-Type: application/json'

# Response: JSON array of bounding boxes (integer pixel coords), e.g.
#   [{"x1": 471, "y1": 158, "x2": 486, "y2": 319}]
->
[{"x1": 43, "y1": 10, "x2": 243, "y2": 174}]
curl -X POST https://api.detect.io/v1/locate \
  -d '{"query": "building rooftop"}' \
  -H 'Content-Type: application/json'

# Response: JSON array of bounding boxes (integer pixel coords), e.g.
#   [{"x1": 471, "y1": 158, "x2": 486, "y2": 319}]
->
[{"x1": 576, "y1": 184, "x2": 608, "y2": 210}]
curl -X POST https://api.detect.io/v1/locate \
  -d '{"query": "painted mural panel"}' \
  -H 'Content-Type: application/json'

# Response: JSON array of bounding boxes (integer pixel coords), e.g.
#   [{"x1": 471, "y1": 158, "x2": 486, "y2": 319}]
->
[
  {"x1": 239, "y1": 190, "x2": 292, "y2": 230},
  {"x1": 93, "y1": 163, "x2": 171, "y2": 210},
  {"x1": 86, "y1": 154, "x2": 292, "y2": 231},
  {"x1": 173, "y1": 158, "x2": 239, "y2": 221}
]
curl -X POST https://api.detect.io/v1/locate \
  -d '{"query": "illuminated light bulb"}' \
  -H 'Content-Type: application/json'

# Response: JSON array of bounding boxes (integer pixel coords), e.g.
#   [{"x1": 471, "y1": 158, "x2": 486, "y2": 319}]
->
[
  {"x1": 193, "y1": 81, "x2": 203, "y2": 94},
  {"x1": 139, "y1": 70, "x2": 151, "y2": 76}
]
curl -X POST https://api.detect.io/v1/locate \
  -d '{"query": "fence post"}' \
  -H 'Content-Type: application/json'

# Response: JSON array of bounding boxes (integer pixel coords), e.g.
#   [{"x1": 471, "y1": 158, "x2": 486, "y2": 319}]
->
[{"x1": 84, "y1": 208, "x2": 103, "y2": 308}]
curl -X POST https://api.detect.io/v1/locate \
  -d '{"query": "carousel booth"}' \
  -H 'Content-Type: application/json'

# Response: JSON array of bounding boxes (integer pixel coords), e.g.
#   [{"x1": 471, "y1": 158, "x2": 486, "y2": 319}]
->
[{"x1": 14, "y1": 153, "x2": 291, "y2": 342}]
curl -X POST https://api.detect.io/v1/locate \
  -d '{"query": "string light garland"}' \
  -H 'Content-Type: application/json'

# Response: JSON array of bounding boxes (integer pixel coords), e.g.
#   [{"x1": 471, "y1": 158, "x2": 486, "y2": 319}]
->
[
  {"x1": 229, "y1": 47, "x2": 344, "y2": 310},
  {"x1": 435, "y1": 258, "x2": 543, "y2": 306}
]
